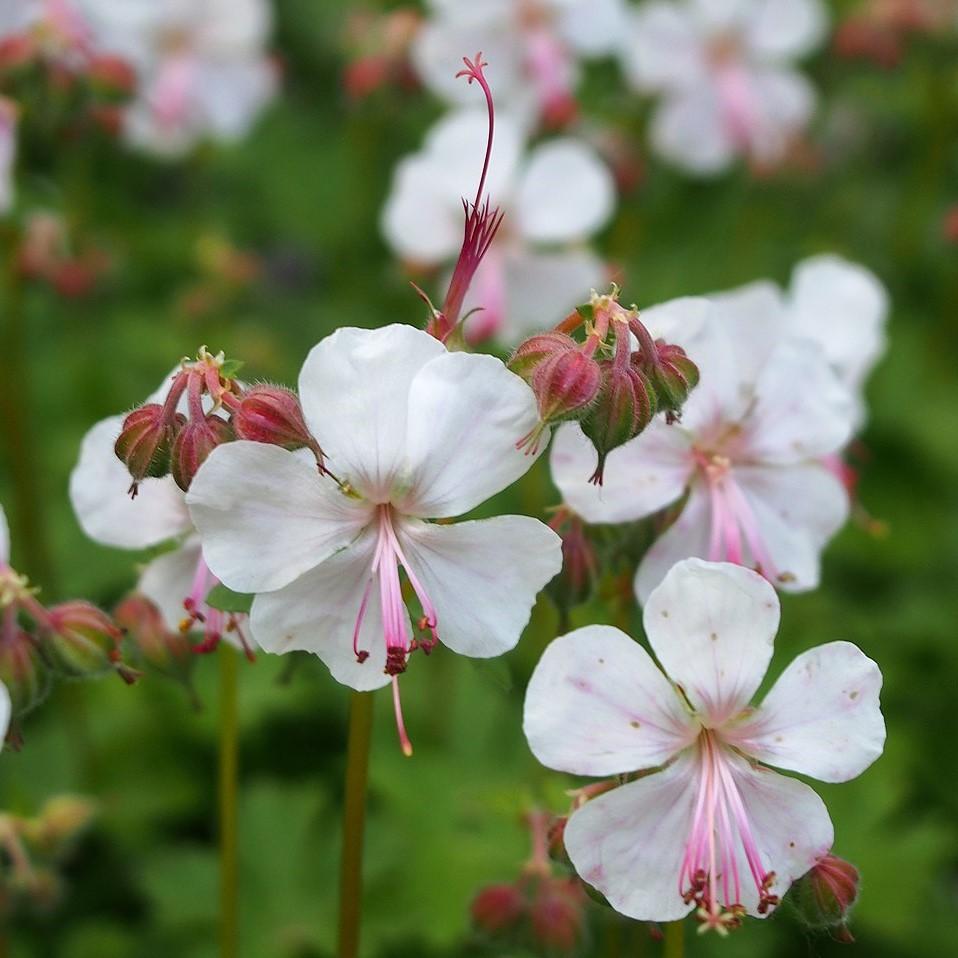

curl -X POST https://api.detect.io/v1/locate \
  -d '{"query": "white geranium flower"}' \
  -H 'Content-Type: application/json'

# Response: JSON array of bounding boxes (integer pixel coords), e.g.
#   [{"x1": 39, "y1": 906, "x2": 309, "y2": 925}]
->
[
  {"x1": 381, "y1": 108, "x2": 615, "y2": 343},
  {"x1": 82, "y1": 0, "x2": 276, "y2": 156},
  {"x1": 551, "y1": 289, "x2": 855, "y2": 601},
  {"x1": 186, "y1": 324, "x2": 563, "y2": 753},
  {"x1": 621, "y1": 0, "x2": 828, "y2": 174},
  {"x1": 524, "y1": 558, "x2": 885, "y2": 930},
  {"x1": 412, "y1": 0, "x2": 627, "y2": 126}
]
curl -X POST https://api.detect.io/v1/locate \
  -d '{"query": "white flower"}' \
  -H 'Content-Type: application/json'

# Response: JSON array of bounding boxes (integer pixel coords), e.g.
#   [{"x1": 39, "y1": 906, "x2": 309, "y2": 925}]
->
[
  {"x1": 1, "y1": 504, "x2": 16, "y2": 745},
  {"x1": 381, "y1": 108, "x2": 615, "y2": 342},
  {"x1": 0, "y1": 98, "x2": 17, "y2": 215},
  {"x1": 0, "y1": 0, "x2": 92, "y2": 64},
  {"x1": 551, "y1": 289, "x2": 855, "y2": 601},
  {"x1": 620, "y1": 0, "x2": 828, "y2": 174},
  {"x1": 412, "y1": 0, "x2": 627, "y2": 126},
  {"x1": 82, "y1": 0, "x2": 277, "y2": 156},
  {"x1": 186, "y1": 325, "x2": 563, "y2": 751},
  {"x1": 524, "y1": 558, "x2": 885, "y2": 929}
]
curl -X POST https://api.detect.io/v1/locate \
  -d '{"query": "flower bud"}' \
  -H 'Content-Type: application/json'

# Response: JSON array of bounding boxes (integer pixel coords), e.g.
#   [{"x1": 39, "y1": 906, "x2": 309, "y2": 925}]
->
[
  {"x1": 547, "y1": 514, "x2": 596, "y2": 610},
  {"x1": 114, "y1": 404, "x2": 181, "y2": 490},
  {"x1": 171, "y1": 414, "x2": 233, "y2": 492},
  {"x1": 788, "y1": 853, "x2": 859, "y2": 937},
  {"x1": 39, "y1": 601, "x2": 137, "y2": 684},
  {"x1": 532, "y1": 349, "x2": 602, "y2": 425},
  {"x1": 547, "y1": 815, "x2": 572, "y2": 867},
  {"x1": 0, "y1": 35, "x2": 36, "y2": 74},
  {"x1": 0, "y1": 627, "x2": 51, "y2": 718},
  {"x1": 231, "y1": 385, "x2": 320, "y2": 456},
  {"x1": 644, "y1": 342, "x2": 699, "y2": 414},
  {"x1": 114, "y1": 594, "x2": 194, "y2": 684},
  {"x1": 470, "y1": 882, "x2": 526, "y2": 936},
  {"x1": 530, "y1": 877, "x2": 587, "y2": 953},
  {"x1": 507, "y1": 332, "x2": 577, "y2": 383},
  {"x1": 86, "y1": 55, "x2": 136, "y2": 98}
]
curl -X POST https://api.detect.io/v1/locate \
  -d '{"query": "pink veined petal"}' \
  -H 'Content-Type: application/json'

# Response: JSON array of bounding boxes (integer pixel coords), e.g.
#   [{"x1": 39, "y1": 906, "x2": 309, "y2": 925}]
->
[
  {"x1": 398, "y1": 351, "x2": 543, "y2": 518},
  {"x1": 564, "y1": 751, "x2": 700, "y2": 922},
  {"x1": 186, "y1": 441, "x2": 373, "y2": 594},
  {"x1": 297, "y1": 325, "x2": 446, "y2": 502},
  {"x1": 396, "y1": 515, "x2": 562, "y2": 658},
  {"x1": 726, "y1": 641, "x2": 885, "y2": 783},
  {"x1": 249, "y1": 527, "x2": 392, "y2": 692},
  {"x1": 138, "y1": 538, "x2": 204, "y2": 632},
  {"x1": 643, "y1": 558, "x2": 779, "y2": 726},
  {"x1": 550, "y1": 421, "x2": 694, "y2": 525},
  {"x1": 524, "y1": 625, "x2": 697, "y2": 776},
  {"x1": 70, "y1": 415, "x2": 192, "y2": 550}
]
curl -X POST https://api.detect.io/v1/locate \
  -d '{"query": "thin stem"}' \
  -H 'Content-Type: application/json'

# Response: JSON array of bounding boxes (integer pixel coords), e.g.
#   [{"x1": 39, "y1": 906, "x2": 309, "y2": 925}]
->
[
  {"x1": 338, "y1": 691, "x2": 375, "y2": 958},
  {"x1": 218, "y1": 645, "x2": 240, "y2": 958},
  {"x1": 663, "y1": 920, "x2": 684, "y2": 958}
]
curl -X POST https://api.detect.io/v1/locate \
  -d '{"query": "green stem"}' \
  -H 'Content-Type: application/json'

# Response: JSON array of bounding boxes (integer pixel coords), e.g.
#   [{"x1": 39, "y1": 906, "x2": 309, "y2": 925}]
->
[
  {"x1": 337, "y1": 691, "x2": 374, "y2": 958},
  {"x1": 663, "y1": 920, "x2": 684, "y2": 958},
  {"x1": 218, "y1": 646, "x2": 240, "y2": 958}
]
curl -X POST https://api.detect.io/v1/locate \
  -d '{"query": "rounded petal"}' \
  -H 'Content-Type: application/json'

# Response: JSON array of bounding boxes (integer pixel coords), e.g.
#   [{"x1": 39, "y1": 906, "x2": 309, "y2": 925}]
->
[
  {"x1": 643, "y1": 559, "x2": 779, "y2": 724},
  {"x1": 515, "y1": 139, "x2": 615, "y2": 245},
  {"x1": 0, "y1": 502, "x2": 9, "y2": 565},
  {"x1": 399, "y1": 351, "x2": 542, "y2": 518},
  {"x1": 727, "y1": 641, "x2": 885, "y2": 783},
  {"x1": 138, "y1": 539, "x2": 203, "y2": 632},
  {"x1": 620, "y1": 2, "x2": 707, "y2": 92},
  {"x1": 550, "y1": 421, "x2": 693, "y2": 524},
  {"x1": 0, "y1": 680, "x2": 10, "y2": 746},
  {"x1": 746, "y1": 67, "x2": 816, "y2": 165},
  {"x1": 744, "y1": 0, "x2": 828, "y2": 61},
  {"x1": 557, "y1": 0, "x2": 628, "y2": 56},
  {"x1": 634, "y1": 484, "x2": 712, "y2": 603},
  {"x1": 70, "y1": 416, "x2": 192, "y2": 550},
  {"x1": 186, "y1": 441, "x2": 372, "y2": 594},
  {"x1": 734, "y1": 461, "x2": 849, "y2": 592},
  {"x1": 524, "y1": 625, "x2": 697, "y2": 776},
  {"x1": 397, "y1": 515, "x2": 562, "y2": 657},
  {"x1": 725, "y1": 752, "x2": 834, "y2": 917},
  {"x1": 297, "y1": 325, "x2": 446, "y2": 501},
  {"x1": 564, "y1": 752, "x2": 699, "y2": 922},
  {"x1": 650, "y1": 86, "x2": 736, "y2": 176},
  {"x1": 249, "y1": 529, "x2": 392, "y2": 691}
]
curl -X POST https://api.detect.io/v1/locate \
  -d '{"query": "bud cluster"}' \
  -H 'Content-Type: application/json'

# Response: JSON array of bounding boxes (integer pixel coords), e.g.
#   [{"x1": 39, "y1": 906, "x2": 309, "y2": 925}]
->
[
  {"x1": 15, "y1": 211, "x2": 110, "y2": 299},
  {"x1": 509, "y1": 286, "x2": 699, "y2": 482},
  {"x1": 114, "y1": 347, "x2": 323, "y2": 496}
]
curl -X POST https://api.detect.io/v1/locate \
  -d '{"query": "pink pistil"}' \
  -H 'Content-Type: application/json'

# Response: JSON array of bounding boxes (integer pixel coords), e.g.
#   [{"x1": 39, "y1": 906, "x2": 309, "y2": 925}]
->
[
  {"x1": 679, "y1": 733, "x2": 778, "y2": 933},
  {"x1": 181, "y1": 553, "x2": 254, "y2": 661}
]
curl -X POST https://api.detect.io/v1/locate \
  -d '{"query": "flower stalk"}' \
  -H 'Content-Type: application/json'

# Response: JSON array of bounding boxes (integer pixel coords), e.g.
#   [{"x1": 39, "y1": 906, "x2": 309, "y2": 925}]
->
[{"x1": 218, "y1": 645, "x2": 240, "y2": 958}]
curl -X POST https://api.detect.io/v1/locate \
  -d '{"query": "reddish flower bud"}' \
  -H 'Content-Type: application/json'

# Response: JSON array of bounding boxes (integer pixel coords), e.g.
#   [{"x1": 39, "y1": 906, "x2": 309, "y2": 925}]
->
[
  {"x1": 508, "y1": 332, "x2": 577, "y2": 383},
  {"x1": 231, "y1": 385, "x2": 320, "y2": 458},
  {"x1": 86, "y1": 55, "x2": 136, "y2": 97},
  {"x1": 643, "y1": 342, "x2": 699, "y2": 414},
  {"x1": 171, "y1": 414, "x2": 233, "y2": 492},
  {"x1": 114, "y1": 404, "x2": 181, "y2": 492},
  {"x1": 114, "y1": 594, "x2": 194, "y2": 684},
  {"x1": 0, "y1": 627, "x2": 51, "y2": 719},
  {"x1": 39, "y1": 601, "x2": 137, "y2": 684},
  {"x1": 530, "y1": 877, "x2": 587, "y2": 953},
  {"x1": 547, "y1": 815, "x2": 572, "y2": 867},
  {"x1": 788, "y1": 853, "x2": 860, "y2": 937},
  {"x1": 0, "y1": 35, "x2": 36, "y2": 73},
  {"x1": 471, "y1": 882, "x2": 526, "y2": 936},
  {"x1": 532, "y1": 349, "x2": 602, "y2": 424},
  {"x1": 943, "y1": 205, "x2": 958, "y2": 245},
  {"x1": 547, "y1": 512, "x2": 596, "y2": 610}
]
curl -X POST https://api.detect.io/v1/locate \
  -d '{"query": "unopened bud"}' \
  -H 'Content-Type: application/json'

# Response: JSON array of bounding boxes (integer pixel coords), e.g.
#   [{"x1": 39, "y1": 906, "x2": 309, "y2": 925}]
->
[
  {"x1": 643, "y1": 342, "x2": 699, "y2": 414},
  {"x1": 0, "y1": 627, "x2": 51, "y2": 718},
  {"x1": 171, "y1": 414, "x2": 233, "y2": 491},
  {"x1": 530, "y1": 877, "x2": 586, "y2": 953},
  {"x1": 470, "y1": 882, "x2": 526, "y2": 936},
  {"x1": 0, "y1": 35, "x2": 36, "y2": 73},
  {"x1": 114, "y1": 404, "x2": 181, "y2": 490},
  {"x1": 532, "y1": 349, "x2": 602, "y2": 424},
  {"x1": 114, "y1": 594, "x2": 194, "y2": 683},
  {"x1": 40, "y1": 601, "x2": 136, "y2": 684},
  {"x1": 86, "y1": 54, "x2": 136, "y2": 98},
  {"x1": 231, "y1": 385, "x2": 320, "y2": 458},
  {"x1": 547, "y1": 815, "x2": 571, "y2": 867},
  {"x1": 508, "y1": 332, "x2": 576, "y2": 382},
  {"x1": 788, "y1": 853, "x2": 860, "y2": 937}
]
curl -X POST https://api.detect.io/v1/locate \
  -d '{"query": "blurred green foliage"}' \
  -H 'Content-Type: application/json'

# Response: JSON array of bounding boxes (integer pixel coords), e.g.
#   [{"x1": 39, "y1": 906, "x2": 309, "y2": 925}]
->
[{"x1": 2, "y1": 1, "x2": 958, "y2": 955}]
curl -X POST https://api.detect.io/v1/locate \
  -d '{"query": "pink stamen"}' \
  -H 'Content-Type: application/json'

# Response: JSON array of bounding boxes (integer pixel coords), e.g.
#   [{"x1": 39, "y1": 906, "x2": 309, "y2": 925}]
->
[
  {"x1": 392, "y1": 677, "x2": 413, "y2": 757},
  {"x1": 151, "y1": 53, "x2": 196, "y2": 130}
]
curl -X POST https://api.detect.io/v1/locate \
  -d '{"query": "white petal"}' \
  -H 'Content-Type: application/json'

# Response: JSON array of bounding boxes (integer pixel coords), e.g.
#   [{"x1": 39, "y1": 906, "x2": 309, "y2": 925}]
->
[
  {"x1": 524, "y1": 625, "x2": 697, "y2": 776},
  {"x1": 726, "y1": 641, "x2": 885, "y2": 783},
  {"x1": 192, "y1": 59, "x2": 276, "y2": 142},
  {"x1": 297, "y1": 325, "x2": 446, "y2": 501},
  {"x1": 69, "y1": 416, "x2": 192, "y2": 550},
  {"x1": 186, "y1": 441, "x2": 372, "y2": 594},
  {"x1": 619, "y1": 2, "x2": 707, "y2": 92},
  {"x1": 399, "y1": 351, "x2": 542, "y2": 518},
  {"x1": 550, "y1": 421, "x2": 693, "y2": 524},
  {"x1": 746, "y1": 67, "x2": 816, "y2": 165},
  {"x1": 742, "y1": 339, "x2": 855, "y2": 464},
  {"x1": 397, "y1": 515, "x2": 562, "y2": 658},
  {"x1": 643, "y1": 558, "x2": 779, "y2": 724},
  {"x1": 734, "y1": 461, "x2": 849, "y2": 592},
  {"x1": 515, "y1": 139, "x2": 615, "y2": 245},
  {"x1": 0, "y1": 502, "x2": 9, "y2": 565},
  {"x1": 744, "y1": 0, "x2": 828, "y2": 61},
  {"x1": 724, "y1": 752, "x2": 834, "y2": 917},
  {"x1": 634, "y1": 484, "x2": 712, "y2": 603},
  {"x1": 786, "y1": 254, "x2": 889, "y2": 398},
  {"x1": 138, "y1": 539, "x2": 202, "y2": 632},
  {"x1": 557, "y1": 0, "x2": 628, "y2": 56},
  {"x1": 650, "y1": 85, "x2": 736, "y2": 175},
  {"x1": 564, "y1": 752, "x2": 699, "y2": 922},
  {"x1": 0, "y1": 680, "x2": 10, "y2": 746},
  {"x1": 249, "y1": 529, "x2": 392, "y2": 692}
]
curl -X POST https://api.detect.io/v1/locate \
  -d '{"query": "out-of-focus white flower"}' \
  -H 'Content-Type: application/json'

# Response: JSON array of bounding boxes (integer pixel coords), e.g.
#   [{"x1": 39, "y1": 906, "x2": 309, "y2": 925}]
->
[
  {"x1": 551, "y1": 287, "x2": 855, "y2": 601},
  {"x1": 0, "y1": 0, "x2": 93, "y2": 66},
  {"x1": 524, "y1": 558, "x2": 885, "y2": 930},
  {"x1": 620, "y1": 0, "x2": 828, "y2": 175},
  {"x1": 382, "y1": 108, "x2": 615, "y2": 342},
  {"x1": 412, "y1": 0, "x2": 628, "y2": 127},
  {"x1": 82, "y1": 0, "x2": 277, "y2": 157},
  {"x1": 0, "y1": 98, "x2": 16, "y2": 215}
]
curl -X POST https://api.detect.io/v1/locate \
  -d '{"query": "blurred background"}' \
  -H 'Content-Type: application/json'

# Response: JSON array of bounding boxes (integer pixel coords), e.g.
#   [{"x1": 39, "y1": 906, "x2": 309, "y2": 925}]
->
[{"x1": 1, "y1": 0, "x2": 957, "y2": 955}]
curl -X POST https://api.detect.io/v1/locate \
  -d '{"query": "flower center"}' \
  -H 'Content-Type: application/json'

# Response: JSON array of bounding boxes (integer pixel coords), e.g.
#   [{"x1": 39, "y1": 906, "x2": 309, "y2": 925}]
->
[
  {"x1": 180, "y1": 553, "x2": 253, "y2": 659},
  {"x1": 680, "y1": 731, "x2": 779, "y2": 934}
]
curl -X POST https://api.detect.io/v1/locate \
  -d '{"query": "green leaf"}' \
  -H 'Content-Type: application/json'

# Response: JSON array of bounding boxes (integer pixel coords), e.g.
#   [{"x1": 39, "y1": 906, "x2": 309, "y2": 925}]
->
[
  {"x1": 575, "y1": 303, "x2": 594, "y2": 322},
  {"x1": 219, "y1": 359, "x2": 245, "y2": 379},
  {"x1": 204, "y1": 584, "x2": 254, "y2": 614}
]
